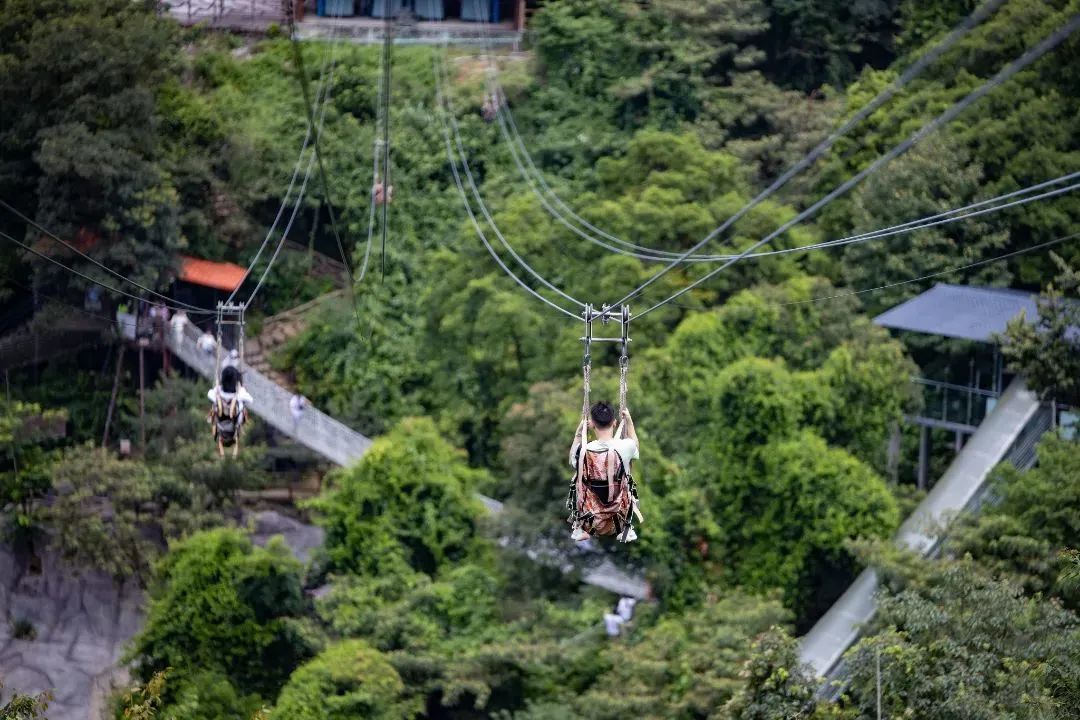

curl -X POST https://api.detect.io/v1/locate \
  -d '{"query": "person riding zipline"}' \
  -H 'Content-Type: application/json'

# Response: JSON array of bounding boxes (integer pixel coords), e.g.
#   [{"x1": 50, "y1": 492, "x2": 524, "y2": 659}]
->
[
  {"x1": 373, "y1": 175, "x2": 394, "y2": 206},
  {"x1": 568, "y1": 401, "x2": 640, "y2": 543},
  {"x1": 207, "y1": 365, "x2": 253, "y2": 458}
]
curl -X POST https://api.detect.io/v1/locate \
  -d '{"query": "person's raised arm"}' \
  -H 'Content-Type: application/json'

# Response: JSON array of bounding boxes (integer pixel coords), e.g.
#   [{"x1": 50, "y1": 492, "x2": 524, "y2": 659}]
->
[
  {"x1": 621, "y1": 408, "x2": 639, "y2": 449},
  {"x1": 569, "y1": 418, "x2": 586, "y2": 468}
]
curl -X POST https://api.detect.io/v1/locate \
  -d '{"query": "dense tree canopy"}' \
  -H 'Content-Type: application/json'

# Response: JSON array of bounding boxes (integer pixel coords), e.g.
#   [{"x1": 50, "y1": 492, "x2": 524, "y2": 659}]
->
[
  {"x1": 3, "y1": 0, "x2": 1079, "y2": 717},
  {"x1": 130, "y1": 528, "x2": 314, "y2": 705}
]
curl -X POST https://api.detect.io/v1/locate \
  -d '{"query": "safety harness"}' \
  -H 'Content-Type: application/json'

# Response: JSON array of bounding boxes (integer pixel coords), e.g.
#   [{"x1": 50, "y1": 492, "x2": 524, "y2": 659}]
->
[
  {"x1": 567, "y1": 304, "x2": 641, "y2": 541},
  {"x1": 208, "y1": 302, "x2": 247, "y2": 449},
  {"x1": 211, "y1": 391, "x2": 242, "y2": 446}
]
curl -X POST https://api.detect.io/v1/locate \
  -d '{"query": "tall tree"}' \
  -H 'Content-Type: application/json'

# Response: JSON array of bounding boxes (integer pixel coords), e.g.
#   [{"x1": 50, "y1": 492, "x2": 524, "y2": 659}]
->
[
  {"x1": 129, "y1": 528, "x2": 314, "y2": 704},
  {"x1": 0, "y1": 0, "x2": 180, "y2": 289},
  {"x1": 999, "y1": 253, "x2": 1080, "y2": 405}
]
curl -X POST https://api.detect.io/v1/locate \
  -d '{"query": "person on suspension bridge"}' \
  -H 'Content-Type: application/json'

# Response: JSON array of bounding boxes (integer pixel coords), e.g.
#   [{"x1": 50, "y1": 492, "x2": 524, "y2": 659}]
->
[{"x1": 207, "y1": 365, "x2": 253, "y2": 458}]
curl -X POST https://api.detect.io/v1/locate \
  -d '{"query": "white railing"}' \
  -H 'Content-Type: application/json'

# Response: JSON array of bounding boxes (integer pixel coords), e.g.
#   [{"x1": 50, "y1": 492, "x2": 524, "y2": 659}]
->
[{"x1": 170, "y1": 322, "x2": 372, "y2": 466}]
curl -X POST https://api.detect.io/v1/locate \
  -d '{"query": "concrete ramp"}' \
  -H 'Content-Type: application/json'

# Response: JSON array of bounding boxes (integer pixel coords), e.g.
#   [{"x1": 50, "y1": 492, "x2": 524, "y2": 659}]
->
[{"x1": 799, "y1": 377, "x2": 1046, "y2": 678}]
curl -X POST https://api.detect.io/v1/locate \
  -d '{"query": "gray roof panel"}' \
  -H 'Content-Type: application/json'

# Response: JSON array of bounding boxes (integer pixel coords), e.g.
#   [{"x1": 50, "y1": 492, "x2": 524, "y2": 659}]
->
[{"x1": 873, "y1": 283, "x2": 1040, "y2": 343}]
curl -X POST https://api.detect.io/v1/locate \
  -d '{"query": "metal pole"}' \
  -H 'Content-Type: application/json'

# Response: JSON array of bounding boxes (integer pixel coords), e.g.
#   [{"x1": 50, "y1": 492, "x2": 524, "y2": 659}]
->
[
  {"x1": 138, "y1": 345, "x2": 146, "y2": 451},
  {"x1": 102, "y1": 345, "x2": 126, "y2": 448}
]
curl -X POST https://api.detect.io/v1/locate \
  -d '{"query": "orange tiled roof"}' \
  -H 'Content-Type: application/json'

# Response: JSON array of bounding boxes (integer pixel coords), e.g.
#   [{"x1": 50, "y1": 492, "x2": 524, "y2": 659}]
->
[{"x1": 178, "y1": 255, "x2": 246, "y2": 292}]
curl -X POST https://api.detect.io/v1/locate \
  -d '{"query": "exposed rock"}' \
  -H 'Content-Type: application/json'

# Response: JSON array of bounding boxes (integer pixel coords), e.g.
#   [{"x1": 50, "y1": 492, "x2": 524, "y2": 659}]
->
[
  {"x1": 247, "y1": 510, "x2": 325, "y2": 564},
  {"x1": 0, "y1": 547, "x2": 143, "y2": 720}
]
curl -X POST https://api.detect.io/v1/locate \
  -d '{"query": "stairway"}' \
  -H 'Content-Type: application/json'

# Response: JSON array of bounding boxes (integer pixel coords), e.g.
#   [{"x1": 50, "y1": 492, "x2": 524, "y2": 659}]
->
[
  {"x1": 244, "y1": 290, "x2": 345, "y2": 386},
  {"x1": 799, "y1": 377, "x2": 1050, "y2": 679},
  {"x1": 167, "y1": 322, "x2": 649, "y2": 598}
]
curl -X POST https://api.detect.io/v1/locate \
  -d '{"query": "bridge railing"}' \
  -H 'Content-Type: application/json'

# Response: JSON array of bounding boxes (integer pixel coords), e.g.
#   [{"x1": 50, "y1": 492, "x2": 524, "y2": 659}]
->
[
  {"x1": 909, "y1": 376, "x2": 1000, "y2": 431},
  {"x1": 171, "y1": 322, "x2": 372, "y2": 466}
]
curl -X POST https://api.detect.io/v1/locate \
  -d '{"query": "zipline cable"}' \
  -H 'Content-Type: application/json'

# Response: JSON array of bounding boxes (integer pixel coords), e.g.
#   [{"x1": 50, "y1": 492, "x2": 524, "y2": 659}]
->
[
  {"x1": 479, "y1": 0, "x2": 1010, "y2": 263},
  {"x1": 224, "y1": 34, "x2": 337, "y2": 305},
  {"x1": 622, "y1": 13, "x2": 1080, "y2": 318},
  {"x1": 0, "y1": 31, "x2": 339, "y2": 317},
  {"x1": 358, "y1": 16, "x2": 389, "y2": 287},
  {"x1": 435, "y1": 50, "x2": 586, "y2": 309},
  {"x1": 244, "y1": 32, "x2": 341, "y2": 308},
  {"x1": 779, "y1": 231, "x2": 1080, "y2": 308},
  {"x1": 0, "y1": 229, "x2": 212, "y2": 315},
  {"x1": 747, "y1": 177, "x2": 1080, "y2": 259},
  {"x1": 433, "y1": 54, "x2": 579, "y2": 321},
  {"x1": 285, "y1": 9, "x2": 364, "y2": 330},
  {"x1": 379, "y1": 7, "x2": 393, "y2": 281},
  {"x1": 0, "y1": 200, "x2": 212, "y2": 313}
]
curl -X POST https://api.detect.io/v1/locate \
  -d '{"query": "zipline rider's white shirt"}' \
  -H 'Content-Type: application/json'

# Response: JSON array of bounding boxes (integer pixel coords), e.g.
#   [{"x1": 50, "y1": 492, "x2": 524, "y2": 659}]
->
[
  {"x1": 207, "y1": 386, "x2": 254, "y2": 411},
  {"x1": 568, "y1": 437, "x2": 639, "y2": 471}
]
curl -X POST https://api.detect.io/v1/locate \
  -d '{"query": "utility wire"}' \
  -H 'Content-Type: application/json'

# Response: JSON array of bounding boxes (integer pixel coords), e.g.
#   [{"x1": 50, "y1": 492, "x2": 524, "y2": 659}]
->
[
  {"x1": 433, "y1": 55, "x2": 579, "y2": 321},
  {"x1": 779, "y1": 232, "x2": 1080, "y2": 308},
  {"x1": 479, "y1": 0, "x2": 1010, "y2": 263},
  {"x1": 0, "y1": 229, "x2": 213, "y2": 315},
  {"x1": 435, "y1": 50, "x2": 586, "y2": 309},
  {"x1": 624, "y1": 13, "x2": 1080, "y2": 318},
  {"x1": 0, "y1": 200, "x2": 212, "y2": 313}
]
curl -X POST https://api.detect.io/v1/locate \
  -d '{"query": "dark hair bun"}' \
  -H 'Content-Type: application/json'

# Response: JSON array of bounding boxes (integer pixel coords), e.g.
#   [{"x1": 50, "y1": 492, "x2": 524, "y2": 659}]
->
[{"x1": 590, "y1": 401, "x2": 615, "y2": 429}]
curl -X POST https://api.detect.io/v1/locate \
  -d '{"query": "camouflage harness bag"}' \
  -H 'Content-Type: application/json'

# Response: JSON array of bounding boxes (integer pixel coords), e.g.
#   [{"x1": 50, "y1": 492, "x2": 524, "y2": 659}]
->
[
  {"x1": 567, "y1": 443, "x2": 637, "y2": 537},
  {"x1": 210, "y1": 393, "x2": 243, "y2": 447}
]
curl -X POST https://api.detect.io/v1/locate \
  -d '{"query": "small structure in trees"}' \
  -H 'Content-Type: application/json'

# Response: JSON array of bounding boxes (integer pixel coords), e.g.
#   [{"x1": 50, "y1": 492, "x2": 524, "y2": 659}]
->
[{"x1": 874, "y1": 283, "x2": 1076, "y2": 488}]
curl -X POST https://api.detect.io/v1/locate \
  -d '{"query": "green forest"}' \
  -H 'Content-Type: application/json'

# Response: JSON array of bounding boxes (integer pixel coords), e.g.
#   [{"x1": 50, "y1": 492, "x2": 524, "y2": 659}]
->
[{"x1": 1, "y1": 0, "x2": 1079, "y2": 718}]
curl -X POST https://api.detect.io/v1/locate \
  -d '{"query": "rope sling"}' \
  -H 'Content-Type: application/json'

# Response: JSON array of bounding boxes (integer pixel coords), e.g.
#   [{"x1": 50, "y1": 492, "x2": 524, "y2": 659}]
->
[{"x1": 568, "y1": 304, "x2": 640, "y2": 541}]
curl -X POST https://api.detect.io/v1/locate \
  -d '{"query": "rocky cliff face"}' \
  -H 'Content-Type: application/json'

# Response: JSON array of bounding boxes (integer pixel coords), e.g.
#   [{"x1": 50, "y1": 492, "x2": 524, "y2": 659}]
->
[
  {"x1": 0, "y1": 547, "x2": 143, "y2": 720},
  {"x1": 0, "y1": 510, "x2": 323, "y2": 719}
]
